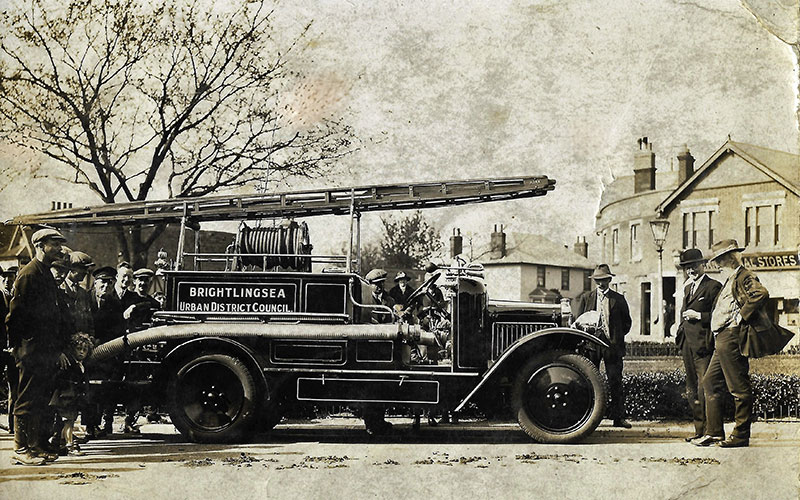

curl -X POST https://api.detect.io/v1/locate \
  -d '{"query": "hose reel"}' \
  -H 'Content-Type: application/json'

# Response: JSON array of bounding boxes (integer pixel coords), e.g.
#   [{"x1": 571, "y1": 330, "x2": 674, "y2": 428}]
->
[{"x1": 234, "y1": 220, "x2": 312, "y2": 271}]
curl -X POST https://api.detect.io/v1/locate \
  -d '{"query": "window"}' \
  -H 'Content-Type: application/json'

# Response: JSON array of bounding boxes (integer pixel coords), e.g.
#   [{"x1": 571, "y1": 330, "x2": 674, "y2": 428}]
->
[
  {"x1": 708, "y1": 211, "x2": 715, "y2": 248},
  {"x1": 583, "y1": 270, "x2": 591, "y2": 291},
  {"x1": 743, "y1": 192, "x2": 784, "y2": 248},
  {"x1": 691, "y1": 212, "x2": 709, "y2": 249},
  {"x1": 680, "y1": 203, "x2": 717, "y2": 250},
  {"x1": 755, "y1": 206, "x2": 766, "y2": 245},
  {"x1": 682, "y1": 213, "x2": 689, "y2": 248},
  {"x1": 630, "y1": 223, "x2": 641, "y2": 261},
  {"x1": 537, "y1": 266, "x2": 546, "y2": 287},
  {"x1": 601, "y1": 231, "x2": 607, "y2": 262},
  {"x1": 745, "y1": 207, "x2": 752, "y2": 246},
  {"x1": 612, "y1": 228, "x2": 619, "y2": 263},
  {"x1": 561, "y1": 269, "x2": 570, "y2": 290}
]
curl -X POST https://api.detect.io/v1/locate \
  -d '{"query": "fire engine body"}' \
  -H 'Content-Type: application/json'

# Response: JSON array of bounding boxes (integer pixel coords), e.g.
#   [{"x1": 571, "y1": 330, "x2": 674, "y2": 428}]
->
[{"x1": 13, "y1": 176, "x2": 609, "y2": 443}]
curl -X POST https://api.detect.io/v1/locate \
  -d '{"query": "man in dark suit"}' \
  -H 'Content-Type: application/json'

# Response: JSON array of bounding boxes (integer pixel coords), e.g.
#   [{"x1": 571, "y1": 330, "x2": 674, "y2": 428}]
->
[
  {"x1": 675, "y1": 249, "x2": 722, "y2": 443},
  {"x1": 574, "y1": 264, "x2": 632, "y2": 428},
  {"x1": 6, "y1": 228, "x2": 70, "y2": 465}
]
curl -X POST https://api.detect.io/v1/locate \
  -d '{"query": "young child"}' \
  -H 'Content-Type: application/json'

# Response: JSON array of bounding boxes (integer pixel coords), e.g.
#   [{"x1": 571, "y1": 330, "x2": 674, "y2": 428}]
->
[{"x1": 49, "y1": 332, "x2": 93, "y2": 456}]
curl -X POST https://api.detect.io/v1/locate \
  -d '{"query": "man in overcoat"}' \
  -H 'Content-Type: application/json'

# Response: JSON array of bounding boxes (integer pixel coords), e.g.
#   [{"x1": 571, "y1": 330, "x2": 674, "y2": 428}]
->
[
  {"x1": 6, "y1": 228, "x2": 70, "y2": 465},
  {"x1": 574, "y1": 264, "x2": 632, "y2": 428},
  {"x1": 698, "y1": 239, "x2": 770, "y2": 448},
  {"x1": 675, "y1": 249, "x2": 722, "y2": 443}
]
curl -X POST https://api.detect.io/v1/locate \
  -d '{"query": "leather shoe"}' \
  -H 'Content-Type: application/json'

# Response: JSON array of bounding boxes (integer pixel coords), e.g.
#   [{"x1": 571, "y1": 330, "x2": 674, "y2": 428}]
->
[
  {"x1": 717, "y1": 436, "x2": 749, "y2": 448},
  {"x1": 691, "y1": 435, "x2": 724, "y2": 446},
  {"x1": 612, "y1": 419, "x2": 632, "y2": 429},
  {"x1": 684, "y1": 434, "x2": 703, "y2": 443},
  {"x1": 11, "y1": 449, "x2": 47, "y2": 466}
]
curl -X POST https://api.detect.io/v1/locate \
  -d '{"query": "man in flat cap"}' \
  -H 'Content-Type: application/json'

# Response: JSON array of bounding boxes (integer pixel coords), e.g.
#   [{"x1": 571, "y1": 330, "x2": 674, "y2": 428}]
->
[
  {"x1": 62, "y1": 251, "x2": 95, "y2": 337},
  {"x1": 6, "y1": 228, "x2": 70, "y2": 465},
  {"x1": 365, "y1": 268, "x2": 395, "y2": 324},
  {"x1": 119, "y1": 268, "x2": 161, "y2": 433},
  {"x1": 675, "y1": 249, "x2": 722, "y2": 444},
  {"x1": 574, "y1": 264, "x2": 632, "y2": 428},
  {"x1": 87, "y1": 266, "x2": 126, "y2": 437},
  {"x1": 361, "y1": 269, "x2": 395, "y2": 435},
  {"x1": 122, "y1": 269, "x2": 161, "y2": 332},
  {"x1": 698, "y1": 239, "x2": 780, "y2": 448}
]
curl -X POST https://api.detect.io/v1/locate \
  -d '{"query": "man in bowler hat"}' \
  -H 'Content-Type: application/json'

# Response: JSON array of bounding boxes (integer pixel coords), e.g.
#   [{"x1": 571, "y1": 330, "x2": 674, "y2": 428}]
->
[
  {"x1": 574, "y1": 264, "x2": 632, "y2": 428},
  {"x1": 675, "y1": 249, "x2": 722, "y2": 443}
]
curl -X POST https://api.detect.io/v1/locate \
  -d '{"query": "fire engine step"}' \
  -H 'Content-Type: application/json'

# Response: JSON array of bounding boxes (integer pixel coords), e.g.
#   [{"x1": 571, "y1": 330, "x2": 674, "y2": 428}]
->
[{"x1": 296, "y1": 377, "x2": 439, "y2": 404}]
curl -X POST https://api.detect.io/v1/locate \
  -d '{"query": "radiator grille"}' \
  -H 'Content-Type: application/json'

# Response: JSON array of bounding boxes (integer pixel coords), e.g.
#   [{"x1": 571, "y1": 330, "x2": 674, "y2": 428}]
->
[{"x1": 491, "y1": 322, "x2": 555, "y2": 359}]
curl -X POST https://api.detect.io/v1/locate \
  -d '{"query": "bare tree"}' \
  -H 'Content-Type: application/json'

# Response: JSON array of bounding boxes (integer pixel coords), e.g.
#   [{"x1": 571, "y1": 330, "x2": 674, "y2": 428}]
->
[{"x1": 0, "y1": 0, "x2": 353, "y2": 266}]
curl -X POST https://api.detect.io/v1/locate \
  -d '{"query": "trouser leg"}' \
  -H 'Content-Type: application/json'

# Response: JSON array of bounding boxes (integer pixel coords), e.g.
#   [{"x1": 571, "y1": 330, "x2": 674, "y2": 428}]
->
[
  {"x1": 603, "y1": 349, "x2": 624, "y2": 420},
  {"x1": 717, "y1": 328, "x2": 753, "y2": 439},
  {"x1": 693, "y1": 353, "x2": 711, "y2": 435},
  {"x1": 682, "y1": 342, "x2": 702, "y2": 435},
  {"x1": 701, "y1": 350, "x2": 726, "y2": 438}
]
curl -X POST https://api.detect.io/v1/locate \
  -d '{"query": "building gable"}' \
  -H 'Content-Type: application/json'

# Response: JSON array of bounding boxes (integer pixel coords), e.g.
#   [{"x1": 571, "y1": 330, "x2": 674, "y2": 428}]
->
[{"x1": 656, "y1": 140, "x2": 799, "y2": 216}]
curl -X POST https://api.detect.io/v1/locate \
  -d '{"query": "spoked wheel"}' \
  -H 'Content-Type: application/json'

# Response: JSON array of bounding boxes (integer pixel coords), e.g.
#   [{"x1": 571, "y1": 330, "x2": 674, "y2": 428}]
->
[
  {"x1": 512, "y1": 351, "x2": 606, "y2": 443},
  {"x1": 167, "y1": 353, "x2": 258, "y2": 443}
]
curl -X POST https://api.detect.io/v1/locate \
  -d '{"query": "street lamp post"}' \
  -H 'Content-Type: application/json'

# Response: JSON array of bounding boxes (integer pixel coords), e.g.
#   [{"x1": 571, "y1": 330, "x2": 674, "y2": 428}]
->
[{"x1": 649, "y1": 218, "x2": 670, "y2": 340}]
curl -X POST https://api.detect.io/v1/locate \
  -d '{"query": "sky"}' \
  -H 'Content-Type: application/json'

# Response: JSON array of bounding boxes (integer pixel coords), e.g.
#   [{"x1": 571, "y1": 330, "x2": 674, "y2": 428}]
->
[{"x1": 0, "y1": 0, "x2": 797, "y2": 259}]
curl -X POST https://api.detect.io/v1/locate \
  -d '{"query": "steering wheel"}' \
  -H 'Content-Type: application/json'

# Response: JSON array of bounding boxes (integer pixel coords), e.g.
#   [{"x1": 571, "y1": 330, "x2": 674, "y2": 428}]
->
[{"x1": 404, "y1": 272, "x2": 442, "y2": 310}]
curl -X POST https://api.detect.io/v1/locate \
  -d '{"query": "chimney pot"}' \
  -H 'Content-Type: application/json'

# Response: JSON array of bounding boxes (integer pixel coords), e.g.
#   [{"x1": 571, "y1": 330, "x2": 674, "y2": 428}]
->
[
  {"x1": 490, "y1": 224, "x2": 506, "y2": 259},
  {"x1": 634, "y1": 137, "x2": 656, "y2": 193},
  {"x1": 573, "y1": 236, "x2": 588, "y2": 258},
  {"x1": 677, "y1": 145, "x2": 695, "y2": 185}
]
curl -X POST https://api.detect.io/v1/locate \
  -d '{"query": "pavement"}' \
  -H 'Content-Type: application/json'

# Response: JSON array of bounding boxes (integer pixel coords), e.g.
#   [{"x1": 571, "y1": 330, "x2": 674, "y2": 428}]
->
[{"x1": 0, "y1": 416, "x2": 798, "y2": 500}]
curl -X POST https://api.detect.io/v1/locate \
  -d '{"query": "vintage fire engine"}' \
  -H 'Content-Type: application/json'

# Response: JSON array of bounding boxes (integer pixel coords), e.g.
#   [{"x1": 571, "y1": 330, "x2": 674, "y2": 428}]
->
[{"x1": 13, "y1": 176, "x2": 609, "y2": 443}]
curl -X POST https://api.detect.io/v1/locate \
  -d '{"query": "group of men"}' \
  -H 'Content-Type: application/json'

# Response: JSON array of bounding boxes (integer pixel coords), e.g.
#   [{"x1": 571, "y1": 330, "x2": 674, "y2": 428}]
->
[
  {"x1": 676, "y1": 239, "x2": 785, "y2": 448},
  {"x1": 575, "y1": 238, "x2": 786, "y2": 448},
  {"x1": 3, "y1": 228, "x2": 162, "y2": 466}
]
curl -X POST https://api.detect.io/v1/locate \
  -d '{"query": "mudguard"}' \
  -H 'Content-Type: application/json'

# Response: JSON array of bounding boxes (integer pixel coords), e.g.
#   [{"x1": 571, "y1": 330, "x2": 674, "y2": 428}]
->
[{"x1": 453, "y1": 327, "x2": 608, "y2": 412}]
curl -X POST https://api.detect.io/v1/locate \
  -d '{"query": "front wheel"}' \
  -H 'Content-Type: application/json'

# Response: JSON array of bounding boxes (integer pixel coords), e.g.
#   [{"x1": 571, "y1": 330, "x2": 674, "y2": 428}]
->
[
  {"x1": 167, "y1": 353, "x2": 258, "y2": 443},
  {"x1": 512, "y1": 351, "x2": 606, "y2": 443}
]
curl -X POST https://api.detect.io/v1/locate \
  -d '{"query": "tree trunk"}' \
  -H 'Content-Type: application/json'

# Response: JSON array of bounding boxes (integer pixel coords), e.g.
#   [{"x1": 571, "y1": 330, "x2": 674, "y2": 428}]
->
[{"x1": 113, "y1": 225, "x2": 167, "y2": 269}]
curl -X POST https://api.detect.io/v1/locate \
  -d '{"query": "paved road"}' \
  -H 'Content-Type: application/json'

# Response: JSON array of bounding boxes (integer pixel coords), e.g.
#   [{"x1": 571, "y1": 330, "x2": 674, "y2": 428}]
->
[{"x1": 1, "y1": 418, "x2": 798, "y2": 499}]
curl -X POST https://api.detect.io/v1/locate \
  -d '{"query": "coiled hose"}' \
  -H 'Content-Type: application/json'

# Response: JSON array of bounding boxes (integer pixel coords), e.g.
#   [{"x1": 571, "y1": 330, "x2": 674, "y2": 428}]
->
[{"x1": 238, "y1": 221, "x2": 311, "y2": 270}]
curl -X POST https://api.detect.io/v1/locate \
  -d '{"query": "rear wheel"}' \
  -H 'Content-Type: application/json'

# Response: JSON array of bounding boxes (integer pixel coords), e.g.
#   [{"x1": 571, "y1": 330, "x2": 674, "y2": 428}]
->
[
  {"x1": 167, "y1": 353, "x2": 258, "y2": 443},
  {"x1": 512, "y1": 351, "x2": 606, "y2": 443}
]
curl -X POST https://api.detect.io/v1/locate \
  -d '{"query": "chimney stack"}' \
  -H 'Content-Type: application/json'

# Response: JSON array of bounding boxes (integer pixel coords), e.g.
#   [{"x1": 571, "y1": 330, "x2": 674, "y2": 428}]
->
[
  {"x1": 573, "y1": 236, "x2": 588, "y2": 258},
  {"x1": 490, "y1": 224, "x2": 506, "y2": 259},
  {"x1": 633, "y1": 137, "x2": 656, "y2": 193},
  {"x1": 450, "y1": 228, "x2": 463, "y2": 258},
  {"x1": 677, "y1": 144, "x2": 695, "y2": 184}
]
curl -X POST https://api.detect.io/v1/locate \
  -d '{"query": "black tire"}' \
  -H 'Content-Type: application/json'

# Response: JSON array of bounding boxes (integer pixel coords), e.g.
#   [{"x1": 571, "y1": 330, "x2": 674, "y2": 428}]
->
[
  {"x1": 167, "y1": 353, "x2": 258, "y2": 443},
  {"x1": 512, "y1": 351, "x2": 606, "y2": 444}
]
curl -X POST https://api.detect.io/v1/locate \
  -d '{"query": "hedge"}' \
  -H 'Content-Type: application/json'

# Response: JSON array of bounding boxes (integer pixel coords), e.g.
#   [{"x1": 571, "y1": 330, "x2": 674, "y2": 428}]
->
[{"x1": 622, "y1": 370, "x2": 800, "y2": 420}]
